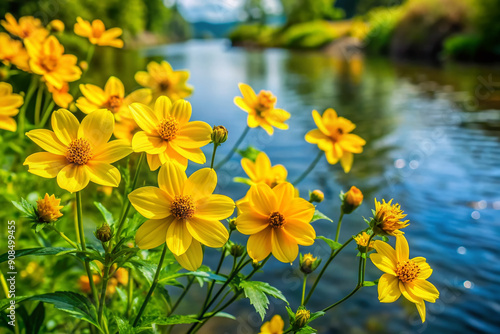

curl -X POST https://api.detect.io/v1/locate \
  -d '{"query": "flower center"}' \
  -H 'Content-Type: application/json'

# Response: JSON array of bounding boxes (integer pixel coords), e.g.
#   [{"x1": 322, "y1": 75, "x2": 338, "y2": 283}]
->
[
  {"x1": 396, "y1": 260, "x2": 420, "y2": 283},
  {"x1": 159, "y1": 80, "x2": 170, "y2": 92},
  {"x1": 66, "y1": 138, "x2": 93, "y2": 165},
  {"x1": 41, "y1": 56, "x2": 58, "y2": 72},
  {"x1": 170, "y1": 195, "x2": 195, "y2": 220},
  {"x1": 157, "y1": 116, "x2": 179, "y2": 141},
  {"x1": 256, "y1": 90, "x2": 276, "y2": 112},
  {"x1": 106, "y1": 95, "x2": 123, "y2": 113},
  {"x1": 268, "y1": 211, "x2": 285, "y2": 229}
]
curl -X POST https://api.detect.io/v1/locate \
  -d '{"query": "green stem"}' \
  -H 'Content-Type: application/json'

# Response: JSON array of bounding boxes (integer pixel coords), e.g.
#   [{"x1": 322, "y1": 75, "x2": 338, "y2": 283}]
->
[
  {"x1": 210, "y1": 143, "x2": 218, "y2": 169},
  {"x1": 76, "y1": 192, "x2": 100, "y2": 309},
  {"x1": 334, "y1": 212, "x2": 345, "y2": 243},
  {"x1": 168, "y1": 276, "x2": 195, "y2": 316},
  {"x1": 39, "y1": 100, "x2": 55, "y2": 128},
  {"x1": 133, "y1": 244, "x2": 168, "y2": 327},
  {"x1": 52, "y1": 226, "x2": 78, "y2": 248},
  {"x1": 126, "y1": 268, "x2": 133, "y2": 318},
  {"x1": 97, "y1": 256, "x2": 111, "y2": 325},
  {"x1": 304, "y1": 237, "x2": 354, "y2": 306},
  {"x1": 301, "y1": 275, "x2": 307, "y2": 306},
  {"x1": 18, "y1": 75, "x2": 38, "y2": 139},
  {"x1": 202, "y1": 247, "x2": 226, "y2": 311},
  {"x1": 34, "y1": 83, "x2": 44, "y2": 125},
  {"x1": 214, "y1": 126, "x2": 250, "y2": 169},
  {"x1": 85, "y1": 45, "x2": 95, "y2": 70},
  {"x1": 292, "y1": 150, "x2": 323, "y2": 185}
]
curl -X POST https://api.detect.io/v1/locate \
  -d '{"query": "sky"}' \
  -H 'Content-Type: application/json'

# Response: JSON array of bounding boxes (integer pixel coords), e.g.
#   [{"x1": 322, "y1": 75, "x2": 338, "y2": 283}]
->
[{"x1": 174, "y1": 0, "x2": 283, "y2": 23}]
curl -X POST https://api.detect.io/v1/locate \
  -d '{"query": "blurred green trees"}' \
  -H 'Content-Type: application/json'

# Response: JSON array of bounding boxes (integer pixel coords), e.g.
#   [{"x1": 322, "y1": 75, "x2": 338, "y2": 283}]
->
[{"x1": 280, "y1": 0, "x2": 344, "y2": 25}]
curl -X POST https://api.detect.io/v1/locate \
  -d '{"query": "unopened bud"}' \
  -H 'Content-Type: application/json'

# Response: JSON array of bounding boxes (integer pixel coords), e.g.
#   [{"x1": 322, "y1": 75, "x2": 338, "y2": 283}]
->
[
  {"x1": 95, "y1": 223, "x2": 112, "y2": 242},
  {"x1": 228, "y1": 218, "x2": 237, "y2": 231},
  {"x1": 230, "y1": 244, "x2": 244, "y2": 257},
  {"x1": 299, "y1": 253, "x2": 321, "y2": 274},
  {"x1": 79, "y1": 61, "x2": 88, "y2": 72},
  {"x1": 49, "y1": 19, "x2": 65, "y2": 32},
  {"x1": 294, "y1": 307, "x2": 310, "y2": 328},
  {"x1": 309, "y1": 190, "x2": 324, "y2": 203},
  {"x1": 211, "y1": 125, "x2": 228, "y2": 145},
  {"x1": 341, "y1": 186, "x2": 363, "y2": 214}
]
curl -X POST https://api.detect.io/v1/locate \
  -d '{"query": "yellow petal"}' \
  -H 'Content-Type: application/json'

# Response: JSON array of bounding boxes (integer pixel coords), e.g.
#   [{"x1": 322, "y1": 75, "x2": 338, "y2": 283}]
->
[
  {"x1": 169, "y1": 142, "x2": 206, "y2": 164},
  {"x1": 166, "y1": 219, "x2": 192, "y2": 256},
  {"x1": 51, "y1": 108, "x2": 79, "y2": 145},
  {"x1": 174, "y1": 239, "x2": 203, "y2": 271},
  {"x1": 372, "y1": 240, "x2": 397, "y2": 265},
  {"x1": 238, "y1": 83, "x2": 257, "y2": 106},
  {"x1": 104, "y1": 76, "x2": 124, "y2": 98},
  {"x1": 128, "y1": 187, "x2": 171, "y2": 219},
  {"x1": 78, "y1": 109, "x2": 114, "y2": 148},
  {"x1": 255, "y1": 152, "x2": 271, "y2": 178},
  {"x1": 0, "y1": 116, "x2": 16, "y2": 132},
  {"x1": 175, "y1": 121, "x2": 212, "y2": 148},
  {"x1": 340, "y1": 151, "x2": 353, "y2": 173},
  {"x1": 282, "y1": 198, "x2": 315, "y2": 223},
  {"x1": 85, "y1": 162, "x2": 121, "y2": 187},
  {"x1": 304, "y1": 129, "x2": 328, "y2": 144},
  {"x1": 283, "y1": 220, "x2": 315, "y2": 246},
  {"x1": 399, "y1": 281, "x2": 422, "y2": 304},
  {"x1": 24, "y1": 152, "x2": 68, "y2": 178},
  {"x1": 234, "y1": 96, "x2": 254, "y2": 113},
  {"x1": 92, "y1": 139, "x2": 132, "y2": 163},
  {"x1": 132, "y1": 131, "x2": 165, "y2": 154},
  {"x1": 325, "y1": 149, "x2": 339, "y2": 165},
  {"x1": 413, "y1": 257, "x2": 433, "y2": 280},
  {"x1": 129, "y1": 102, "x2": 159, "y2": 133},
  {"x1": 377, "y1": 273, "x2": 401, "y2": 303},
  {"x1": 271, "y1": 229, "x2": 298, "y2": 263},
  {"x1": 312, "y1": 110, "x2": 331, "y2": 136},
  {"x1": 79, "y1": 84, "x2": 107, "y2": 106},
  {"x1": 406, "y1": 280, "x2": 439, "y2": 303},
  {"x1": 183, "y1": 168, "x2": 216, "y2": 201},
  {"x1": 26, "y1": 129, "x2": 67, "y2": 155},
  {"x1": 241, "y1": 158, "x2": 256, "y2": 180},
  {"x1": 57, "y1": 164, "x2": 90, "y2": 193},
  {"x1": 146, "y1": 153, "x2": 162, "y2": 171},
  {"x1": 135, "y1": 217, "x2": 173, "y2": 249},
  {"x1": 153, "y1": 95, "x2": 172, "y2": 120},
  {"x1": 369, "y1": 253, "x2": 397, "y2": 275},
  {"x1": 247, "y1": 227, "x2": 272, "y2": 262},
  {"x1": 186, "y1": 216, "x2": 229, "y2": 248},
  {"x1": 195, "y1": 194, "x2": 235, "y2": 220},
  {"x1": 396, "y1": 235, "x2": 410, "y2": 262},
  {"x1": 247, "y1": 114, "x2": 260, "y2": 128},
  {"x1": 416, "y1": 300, "x2": 426, "y2": 323},
  {"x1": 248, "y1": 183, "x2": 277, "y2": 216},
  {"x1": 272, "y1": 183, "x2": 295, "y2": 212},
  {"x1": 170, "y1": 99, "x2": 192, "y2": 124},
  {"x1": 158, "y1": 161, "x2": 187, "y2": 199},
  {"x1": 235, "y1": 212, "x2": 269, "y2": 235}
]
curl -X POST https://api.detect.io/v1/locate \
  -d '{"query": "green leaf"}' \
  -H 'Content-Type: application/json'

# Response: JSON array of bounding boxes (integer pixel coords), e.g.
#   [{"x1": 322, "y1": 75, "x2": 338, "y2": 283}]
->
[
  {"x1": 113, "y1": 314, "x2": 134, "y2": 334},
  {"x1": 0, "y1": 247, "x2": 72, "y2": 263},
  {"x1": 212, "y1": 312, "x2": 236, "y2": 320},
  {"x1": 296, "y1": 326, "x2": 317, "y2": 334},
  {"x1": 239, "y1": 281, "x2": 288, "y2": 320},
  {"x1": 140, "y1": 315, "x2": 200, "y2": 326},
  {"x1": 285, "y1": 305, "x2": 295, "y2": 322},
  {"x1": 94, "y1": 202, "x2": 115, "y2": 226},
  {"x1": 237, "y1": 146, "x2": 261, "y2": 161},
  {"x1": 311, "y1": 210, "x2": 333, "y2": 223},
  {"x1": 363, "y1": 279, "x2": 379, "y2": 287},
  {"x1": 316, "y1": 236, "x2": 341, "y2": 251},
  {"x1": 233, "y1": 177, "x2": 254, "y2": 186},
  {"x1": 158, "y1": 270, "x2": 227, "y2": 285},
  {"x1": 12, "y1": 198, "x2": 35, "y2": 217},
  {"x1": 308, "y1": 311, "x2": 324, "y2": 322},
  {"x1": 26, "y1": 302, "x2": 45, "y2": 334}
]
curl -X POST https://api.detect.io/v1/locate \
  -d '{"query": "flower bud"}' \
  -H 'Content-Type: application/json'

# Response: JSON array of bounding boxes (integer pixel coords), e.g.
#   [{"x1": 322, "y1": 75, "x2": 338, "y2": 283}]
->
[
  {"x1": 211, "y1": 125, "x2": 228, "y2": 145},
  {"x1": 309, "y1": 190, "x2": 324, "y2": 203},
  {"x1": 230, "y1": 244, "x2": 244, "y2": 258},
  {"x1": 341, "y1": 186, "x2": 363, "y2": 214},
  {"x1": 49, "y1": 19, "x2": 65, "y2": 32},
  {"x1": 294, "y1": 307, "x2": 310, "y2": 329},
  {"x1": 95, "y1": 223, "x2": 112, "y2": 242},
  {"x1": 228, "y1": 218, "x2": 237, "y2": 231},
  {"x1": 299, "y1": 253, "x2": 321, "y2": 275},
  {"x1": 36, "y1": 194, "x2": 63, "y2": 223},
  {"x1": 354, "y1": 231, "x2": 374, "y2": 252},
  {"x1": 79, "y1": 61, "x2": 89, "y2": 72}
]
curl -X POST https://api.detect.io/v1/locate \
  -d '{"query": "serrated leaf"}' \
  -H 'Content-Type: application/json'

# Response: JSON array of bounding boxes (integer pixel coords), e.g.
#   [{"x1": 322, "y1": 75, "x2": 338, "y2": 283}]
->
[
  {"x1": 311, "y1": 210, "x2": 333, "y2": 223},
  {"x1": 140, "y1": 315, "x2": 200, "y2": 326},
  {"x1": 239, "y1": 281, "x2": 288, "y2": 320},
  {"x1": 0, "y1": 247, "x2": 72, "y2": 263},
  {"x1": 286, "y1": 305, "x2": 295, "y2": 322},
  {"x1": 113, "y1": 313, "x2": 134, "y2": 334},
  {"x1": 316, "y1": 236, "x2": 341, "y2": 251},
  {"x1": 26, "y1": 302, "x2": 45, "y2": 334},
  {"x1": 12, "y1": 198, "x2": 35, "y2": 217},
  {"x1": 296, "y1": 326, "x2": 317, "y2": 334},
  {"x1": 94, "y1": 202, "x2": 115, "y2": 226}
]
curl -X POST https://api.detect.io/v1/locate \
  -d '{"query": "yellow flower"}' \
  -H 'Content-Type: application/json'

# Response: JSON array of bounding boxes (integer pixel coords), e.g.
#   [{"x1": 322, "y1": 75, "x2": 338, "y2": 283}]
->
[
  {"x1": 74, "y1": 17, "x2": 123, "y2": 48},
  {"x1": 234, "y1": 83, "x2": 290, "y2": 135},
  {"x1": 36, "y1": 193, "x2": 63, "y2": 223},
  {"x1": 129, "y1": 96, "x2": 212, "y2": 171},
  {"x1": 1, "y1": 13, "x2": 48, "y2": 41},
  {"x1": 354, "y1": 231, "x2": 374, "y2": 250},
  {"x1": 129, "y1": 162, "x2": 235, "y2": 270},
  {"x1": 0, "y1": 32, "x2": 30, "y2": 72},
  {"x1": 236, "y1": 182, "x2": 315, "y2": 263},
  {"x1": 373, "y1": 198, "x2": 409, "y2": 236},
  {"x1": 342, "y1": 185, "x2": 363, "y2": 214},
  {"x1": 114, "y1": 118, "x2": 140, "y2": 144},
  {"x1": 241, "y1": 152, "x2": 287, "y2": 188},
  {"x1": 25, "y1": 36, "x2": 82, "y2": 90},
  {"x1": 47, "y1": 82, "x2": 73, "y2": 108},
  {"x1": 305, "y1": 109, "x2": 366, "y2": 173},
  {"x1": 294, "y1": 307, "x2": 311, "y2": 328},
  {"x1": 49, "y1": 19, "x2": 65, "y2": 32},
  {"x1": 135, "y1": 61, "x2": 193, "y2": 101},
  {"x1": 77, "y1": 76, "x2": 152, "y2": 121},
  {"x1": 0, "y1": 82, "x2": 23, "y2": 132},
  {"x1": 370, "y1": 236, "x2": 439, "y2": 323},
  {"x1": 259, "y1": 315, "x2": 284, "y2": 334},
  {"x1": 24, "y1": 108, "x2": 132, "y2": 193}
]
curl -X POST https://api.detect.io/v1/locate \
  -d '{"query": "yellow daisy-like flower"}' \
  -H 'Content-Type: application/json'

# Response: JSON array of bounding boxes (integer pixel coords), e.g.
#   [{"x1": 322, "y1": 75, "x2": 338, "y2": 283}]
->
[
  {"x1": 259, "y1": 315, "x2": 284, "y2": 334},
  {"x1": 74, "y1": 17, "x2": 123, "y2": 48},
  {"x1": 24, "y1": 108, "x2": 132, "y2": 193},
  {"x1": 373, "y1": 198, "x2": 409, "y2": 236},
  {"x1": 370, "y1": 236, "x2": 439, "y2": 323},
  {"x1": 1, "y1": 13, "x2": 48, "y2": 41},
  {"x1": 135, "y1": 61, "x2": 193, "y2": 101},
  {"x1": 305, "y1": 108, "x2": 366, "y2": 173},
  {"x1": 76, "y1": 76, "x2": 152, "y2": 121},
  {"x1": 241, "y1": 152, "x2": 287, "y2": 187},
  {"x1": 236, "y1": 182, "x2": 316, "y2": 263},
  {"x1": 234, "y1": 83, "x2": 290, "y2": 135},
  {"x1": 0, "y1": 32, "x2": 30, "y2": 72},
  {"x1": 46, "y1": 82, "x2": 73, "y2": 108},
  {"x1": 0, "y1": 82, "x2": 23, "y2": 132},
  {"x1": 25, "y1": 36, "x2": 82, "y2": 90},
  {"x1": 129, "y1": 162, "x2": 235, "y2": 271},
  {"x1": 129, "y1": 96, "x2": 212, "y2": 171},
  {"x1": 36, "y1": 193, "x2": 63, "y2": 223},
  {"x1": 354, "y1": 231, "x2": 374, "y2": 250}
]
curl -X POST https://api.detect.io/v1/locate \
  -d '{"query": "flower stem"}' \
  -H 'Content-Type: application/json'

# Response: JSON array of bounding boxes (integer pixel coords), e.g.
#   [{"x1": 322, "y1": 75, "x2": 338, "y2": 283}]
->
[
  {"x1": 334, "y1": 212, "x2": 345, "y2": 243},
  {"x1": 34, "y1": 83, "x2": 44, "y2": 125},
  {"x1": 133, "y1": 243, "x2": 168, "y2": 327},
  {"x1": 202, "y1": 247, "x2": 226, "y2": 311},
  {"x1": 126, "y1": 268, "x2": 133, "y2": 318},
  {"x1": 76, "y1": 192, "x2": 100, "y2": 309},
  {"x1": 301, "y1": 275, "x2": 307, "y2": 306},
  {"x1": 292, "y1": 150, "x2": 323, "y2": 185},
  {"x1": 97, "y1": 255, "x2": 111, "y2": 325},
  {"x1": 52, "y1": 226, "x2": 78, "y2": 248},
  {"x1": 303, "y1": 237, "x2": 353, "y2": 306},
  {"x1": 210, "y1": 143, "x2": 218, "y2": 169},
  {"x1": 85, "y1": 45, "x2": 95, "y2": 70},
  {"x1": 18, "y1": 75, "x2": 38, "y2": 139},
  {"x1": 214, "y1": 126, "x2": 250, "y2": 169},
  {"x1": 39, "y1": 100, "x2": 55, "y2": 128},
  {"x1": 168, "y1": 276, "x2": 195, "y2": 316}
]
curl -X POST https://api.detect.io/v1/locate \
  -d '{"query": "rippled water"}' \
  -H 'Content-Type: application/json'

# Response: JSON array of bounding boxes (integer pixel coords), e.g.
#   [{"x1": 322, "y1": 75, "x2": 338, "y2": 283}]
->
[{"x1": 118, "y1": 39, "x2": 500, "y2": 333}]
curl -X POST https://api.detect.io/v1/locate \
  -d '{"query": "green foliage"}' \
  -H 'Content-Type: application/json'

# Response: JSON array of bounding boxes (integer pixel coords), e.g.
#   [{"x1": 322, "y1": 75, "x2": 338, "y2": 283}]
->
[
  {"x1": 229, "y1": 24, "x2": 279, "y2": 46},
  {"x1": 363, "y1": 6, "x2": 403, "y2": 54},
  {"x1": 280, "y1": 0, "x2": 344, "y2": 25},
  {"x1": 311, "y1": 210, "x2": 333, "y2": 223},
  {"x1": 239, "y1": 280, "x2": 288, "y2": 320},
  {"x1": 316, "y1": 236, "x2": 342, "y2": 251},
  {"x1": 0, "y1": 247, "x2": 72, "y2": 263}
]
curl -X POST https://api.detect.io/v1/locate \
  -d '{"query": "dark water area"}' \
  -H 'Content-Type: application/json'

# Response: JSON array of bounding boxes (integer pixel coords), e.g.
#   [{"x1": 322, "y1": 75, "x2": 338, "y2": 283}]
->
[{"x1": 101, "y1": 39, "x2": 500, "y2": 333}]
